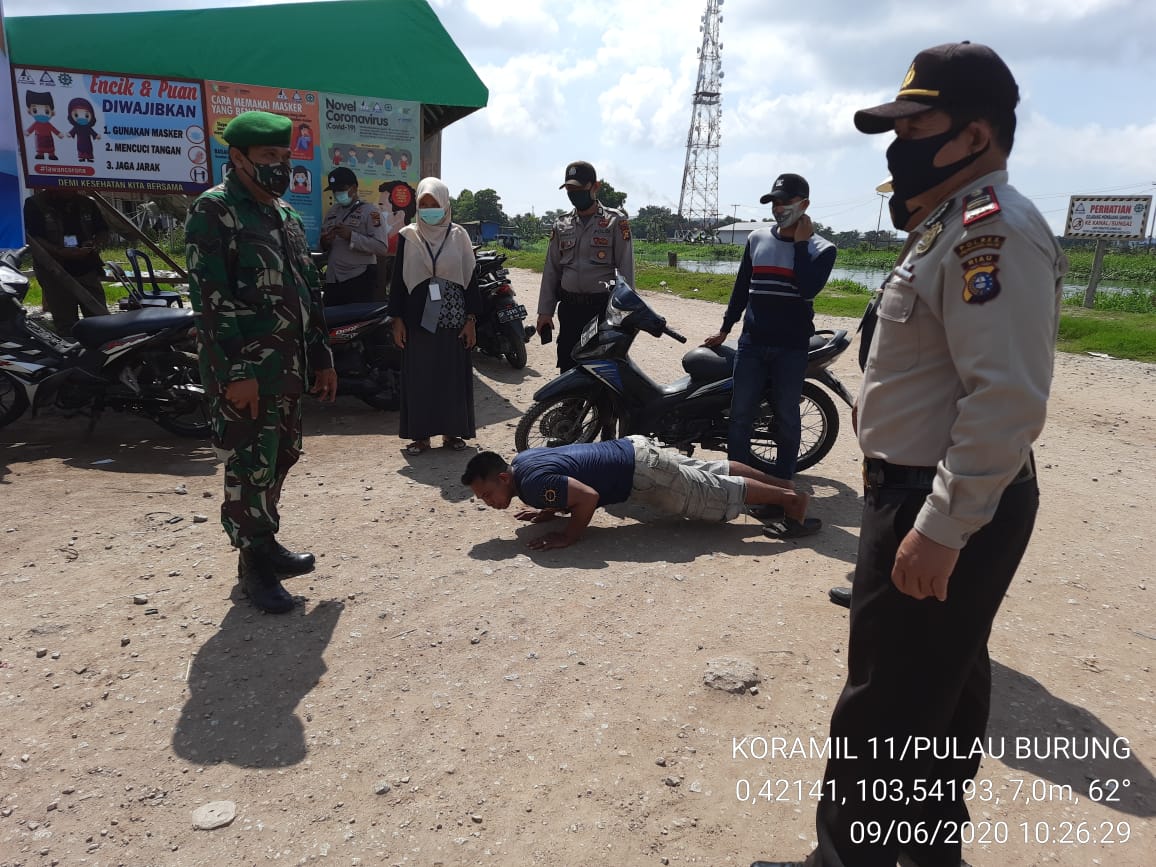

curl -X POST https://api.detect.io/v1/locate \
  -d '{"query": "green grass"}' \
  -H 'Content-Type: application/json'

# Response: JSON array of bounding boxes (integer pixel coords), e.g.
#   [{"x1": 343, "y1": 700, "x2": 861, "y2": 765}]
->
[
  {"x1": 483, "y1": 241, "x2": 1156, "y2": 362},
  {"x1": 22, "y1": 246, "x2": 188, "y2": 309},
  {"x1": 1057, "y1": 308, "x2": 1156, "y2": 362}
]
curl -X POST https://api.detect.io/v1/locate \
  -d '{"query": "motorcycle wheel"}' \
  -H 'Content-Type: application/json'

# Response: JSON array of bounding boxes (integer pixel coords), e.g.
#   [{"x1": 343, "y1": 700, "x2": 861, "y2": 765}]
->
[
  {"x1": 0, "y1": 372, "x2": 29, "y2": 430},
  {"x1": 148, "y1": 352, "x2": 211, "y2": 438},
  {"x1": 750, "y1": 381, "x2": 840, "y2": 473},
  {"x1": 503, "y1": 321, "x2": 528, "y2": 369},
  {"x1": 515, "y1": 390, "x2": 606, "y2": 451}
]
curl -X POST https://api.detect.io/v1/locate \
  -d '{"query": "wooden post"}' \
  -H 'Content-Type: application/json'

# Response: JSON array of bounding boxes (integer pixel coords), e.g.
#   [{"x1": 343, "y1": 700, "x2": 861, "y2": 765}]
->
[
  {"x1": 1083, "y1": 239, "x2": 1107, "y2": 309},
  {"x1": 87, "y1": 191, "x2": 188, "y2": 281},
  {"x1": 25, "y1": 236, "x2": 110, "y2": 317}
]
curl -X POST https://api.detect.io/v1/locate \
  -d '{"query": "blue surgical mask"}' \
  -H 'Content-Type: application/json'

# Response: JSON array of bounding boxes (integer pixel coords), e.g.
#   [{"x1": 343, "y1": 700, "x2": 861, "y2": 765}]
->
[
  {"x1": 33, "y1": 114, "x2": 50, "y2": 123},
  {"x1": 334, "y1": 191, "x2": 352, "y2": 206},
  {"x1": 74, "y1": 116, "x2": 91, "y2": 126},
  {"x1": 419, "y1": 207, "x2": 445, "y2": 225}
]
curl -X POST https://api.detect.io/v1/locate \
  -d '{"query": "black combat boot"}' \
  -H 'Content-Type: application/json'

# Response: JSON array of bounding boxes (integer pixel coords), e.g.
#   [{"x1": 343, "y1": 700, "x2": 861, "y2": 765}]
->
[
  {"x1": 267, "y1": 538, "x2": 315, "y2": 576},
  {"x1": 237, "y1": 546, "x2": 296, "y2": 614}
]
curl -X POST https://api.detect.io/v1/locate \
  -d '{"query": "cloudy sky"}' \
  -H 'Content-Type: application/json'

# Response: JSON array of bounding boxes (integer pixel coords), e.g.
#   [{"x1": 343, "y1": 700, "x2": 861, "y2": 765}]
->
[{"x1": 7, "y1": 0, "x2": 1156, "y2": 235}]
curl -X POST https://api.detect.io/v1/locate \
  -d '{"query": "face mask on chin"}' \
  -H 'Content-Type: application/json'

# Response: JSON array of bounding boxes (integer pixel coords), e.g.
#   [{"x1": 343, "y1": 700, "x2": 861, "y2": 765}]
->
[
  {"x1": 886, "y1": 125, "x2": 987, "y2": 227},
  {"x1": 567, "y1": 188, "x2": 595, "y2": 211}
]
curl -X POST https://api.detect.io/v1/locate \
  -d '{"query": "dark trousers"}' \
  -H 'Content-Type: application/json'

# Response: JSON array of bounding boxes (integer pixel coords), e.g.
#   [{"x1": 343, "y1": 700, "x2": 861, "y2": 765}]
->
[
  {"x1": 323, "y1": 265, "x2": 378, "y2": 307},
  {"x1": 210, "y1": 394, "x2": 303, "y2": 550},
  {"x1": 727, "y1": 340, "x2": 808, "y2": 479},
  {"x1": 35, "y1": 264, "x2": 108, "y2": 339},
  {"x1": 807, "y1": 476, "x2": 1039, "y2": 867},
  {"x1": 556, "y1": 293, "x2": 608, "y2": 372}
]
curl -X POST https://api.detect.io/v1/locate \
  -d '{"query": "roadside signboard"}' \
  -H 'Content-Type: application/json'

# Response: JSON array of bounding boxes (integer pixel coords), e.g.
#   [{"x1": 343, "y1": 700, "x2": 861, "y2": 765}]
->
[
  {"x1": 1064, "y1": 195, "x2": 1151, "y2": 240},
  {"x1": 0, "y1": 2, "x2": 23, "y2": 248},
  {"x1": 205, "y1": 80, "x2": 323, "y2": 247},
  {"x1": 12, "y1": 65, "x2": 209, "y2": 194}
]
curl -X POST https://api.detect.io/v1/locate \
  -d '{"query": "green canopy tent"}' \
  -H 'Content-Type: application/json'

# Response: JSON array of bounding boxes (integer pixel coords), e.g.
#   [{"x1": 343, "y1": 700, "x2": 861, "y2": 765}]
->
[{"x1": 6, "y1": 0, "x2": 488, "y2": 162}]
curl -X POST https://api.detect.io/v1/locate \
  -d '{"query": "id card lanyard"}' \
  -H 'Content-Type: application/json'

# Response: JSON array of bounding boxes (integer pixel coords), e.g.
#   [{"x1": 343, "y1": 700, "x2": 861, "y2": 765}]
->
[{"x1": 422, "y1": 231, "x2": 451, "y2": 301}]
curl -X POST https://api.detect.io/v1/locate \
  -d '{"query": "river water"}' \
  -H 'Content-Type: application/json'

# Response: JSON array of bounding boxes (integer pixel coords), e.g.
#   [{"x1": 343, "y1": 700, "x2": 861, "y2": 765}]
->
[{"x1": 658, "y1": 258, "x2": 1142, "y2": 297}]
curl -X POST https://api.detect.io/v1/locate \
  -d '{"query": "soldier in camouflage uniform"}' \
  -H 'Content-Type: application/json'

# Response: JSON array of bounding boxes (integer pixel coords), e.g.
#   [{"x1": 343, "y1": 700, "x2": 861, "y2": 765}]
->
[{"x1": 186, "y1": 111, "x2": 337, "y2": 614}]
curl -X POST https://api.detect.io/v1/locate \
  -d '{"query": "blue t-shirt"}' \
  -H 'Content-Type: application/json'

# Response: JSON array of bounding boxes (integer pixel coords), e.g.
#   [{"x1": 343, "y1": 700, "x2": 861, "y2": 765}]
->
[{"x1": 512, "y1": 439, "x2": 636, "y2": 510}]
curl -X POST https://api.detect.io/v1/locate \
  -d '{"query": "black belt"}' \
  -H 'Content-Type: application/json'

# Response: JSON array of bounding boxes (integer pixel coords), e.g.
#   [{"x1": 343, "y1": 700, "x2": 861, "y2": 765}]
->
[
  {"x1": 559, "y1": 290, "x2": 610, "y2": 305},
  {"x1": 863, "y1": 454, "x2": 1035, "y2": 492}
]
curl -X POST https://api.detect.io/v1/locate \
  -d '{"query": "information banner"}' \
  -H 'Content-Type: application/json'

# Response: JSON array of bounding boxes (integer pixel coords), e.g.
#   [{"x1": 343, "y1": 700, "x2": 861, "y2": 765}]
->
[
  {"x1": 0, "y1": 2, "x2": 23, "y2": 248},
  {"x1": 12, "y1": 66, "x2": 209, "y2": 194},
  {"x1": 318, "y1": 91, "x2": 421, "y2": 215},
  {"x1": 1064, "y1": 195, "x2": 1152, "y2": 240},
  {"x1": 205, "y1": 80, "x2": 322, "y2": 247}
]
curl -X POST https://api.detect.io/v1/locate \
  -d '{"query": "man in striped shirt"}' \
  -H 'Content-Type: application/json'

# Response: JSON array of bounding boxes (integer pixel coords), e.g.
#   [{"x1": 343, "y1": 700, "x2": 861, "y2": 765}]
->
[{"x1": 704, "y1": 173, "x2": 837, "y2": 480}]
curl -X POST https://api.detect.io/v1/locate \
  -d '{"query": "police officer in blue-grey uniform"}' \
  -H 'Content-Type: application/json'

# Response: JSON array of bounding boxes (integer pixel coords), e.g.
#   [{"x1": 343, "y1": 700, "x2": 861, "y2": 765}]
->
[
  {"x1": 753, "y1": 41, "x2": 1068, "y2": 867},
  {"x1": 320, "y1": 167, "x2": 391, "y2": 305},
  {"x1": 536, "y1": 161, "x2": 634, "y2": 371}
]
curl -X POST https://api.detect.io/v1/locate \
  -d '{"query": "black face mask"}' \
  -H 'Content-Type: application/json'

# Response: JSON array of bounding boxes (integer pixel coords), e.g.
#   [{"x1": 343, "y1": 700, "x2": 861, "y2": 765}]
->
[
  {"x1": 567, "y1": 188, "x2": 595, "y2": 211},
  {"x1": 885, "y1": 126, "x2": 986, "y2": 228}
]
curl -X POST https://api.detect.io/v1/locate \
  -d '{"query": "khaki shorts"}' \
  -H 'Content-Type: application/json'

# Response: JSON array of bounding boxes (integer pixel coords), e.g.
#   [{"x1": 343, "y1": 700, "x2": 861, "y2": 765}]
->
[{"x1": 627, "y1": 435, "x2": 746, "y2": 522}]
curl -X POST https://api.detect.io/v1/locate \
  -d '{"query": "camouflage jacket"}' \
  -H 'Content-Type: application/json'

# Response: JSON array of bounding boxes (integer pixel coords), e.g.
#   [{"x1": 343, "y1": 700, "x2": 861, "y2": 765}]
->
[{"x1": 186, "y1": 173, "x2": 332, "y2": 397}]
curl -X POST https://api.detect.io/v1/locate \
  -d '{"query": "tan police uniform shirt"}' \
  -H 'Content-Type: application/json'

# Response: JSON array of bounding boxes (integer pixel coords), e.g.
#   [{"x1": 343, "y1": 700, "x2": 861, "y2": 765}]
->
[
  {"x1": 858, "y1": 169, "x2": 1069, "y2": 549},
  {"x1": 537, "y1": 204, "x2": 635, "y2": 316},
  {"x1": 322, "y1": 198, "x2": 391, "y2": 283}
]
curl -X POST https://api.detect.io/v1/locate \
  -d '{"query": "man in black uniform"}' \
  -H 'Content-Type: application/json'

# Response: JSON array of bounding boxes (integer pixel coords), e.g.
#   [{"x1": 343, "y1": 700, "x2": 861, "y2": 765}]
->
[
  {"x1": 23, "y1": 188, "x2": 109, "y2": 339},
  {"x1": 752, "y1": 42, "x2": 1067, "y2": 867}
]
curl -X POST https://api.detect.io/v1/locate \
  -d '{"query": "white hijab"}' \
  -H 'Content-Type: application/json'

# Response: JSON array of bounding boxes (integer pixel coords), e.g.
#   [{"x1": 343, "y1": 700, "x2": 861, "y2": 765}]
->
[{"x1": 399, "y1": 177, "x2": 475, "y2": 292}]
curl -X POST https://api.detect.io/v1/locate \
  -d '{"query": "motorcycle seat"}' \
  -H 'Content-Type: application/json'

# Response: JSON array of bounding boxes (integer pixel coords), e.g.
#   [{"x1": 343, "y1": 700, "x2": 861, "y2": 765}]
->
[
  {"x1": 325, "y1": 302, "x2": 390, "y2": 327},
  {"x1": 72, "y1": 307, "x2": 194, "y2": 349},
  {"x1": 682, "y1": 344, "x2": 736, "y2": 381}
]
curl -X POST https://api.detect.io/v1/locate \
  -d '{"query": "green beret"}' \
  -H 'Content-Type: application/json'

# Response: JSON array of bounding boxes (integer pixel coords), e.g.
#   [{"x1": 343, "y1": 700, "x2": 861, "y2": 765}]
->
[{"x1": 223, "y1": 111, "x2": 292, "y2": 148}]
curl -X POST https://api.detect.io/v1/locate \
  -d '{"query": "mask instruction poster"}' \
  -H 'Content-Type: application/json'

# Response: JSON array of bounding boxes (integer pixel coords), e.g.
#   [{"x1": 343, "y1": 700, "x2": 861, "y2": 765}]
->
[
  {"x1": 205, "y1": 80, "x2": 322, "y2": 247},
  {"x1": 319, "y1": 91, "x2": 421, "y2": 215},
  {"x1": 12, "y1": 66, "x2": 209, "y2": 193},
  {"x1": 0, "y1": 2, "x2": 23, "y2": 248}
]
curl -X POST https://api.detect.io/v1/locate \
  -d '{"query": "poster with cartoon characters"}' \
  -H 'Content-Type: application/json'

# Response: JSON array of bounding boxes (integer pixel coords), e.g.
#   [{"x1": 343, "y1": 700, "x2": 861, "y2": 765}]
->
[
  {"x1": 0, "y1": 2, "x2": 23, "y2": 248},
  {"x1": 205, "y1": 80, "x2": 323, "y2": 248},
  {"x1": 12, "y1": 66, "x2": 209, "y2": 193},
  {"x1": 318, "y1": 91, "x2": 421, "y2": 220}
]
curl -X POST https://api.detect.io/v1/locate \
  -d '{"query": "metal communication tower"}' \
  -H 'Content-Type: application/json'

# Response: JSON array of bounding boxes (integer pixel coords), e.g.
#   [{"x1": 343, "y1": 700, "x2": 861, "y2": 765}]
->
[{"x1": 677, "y1": 0, "x2": 723, "y2": 238}]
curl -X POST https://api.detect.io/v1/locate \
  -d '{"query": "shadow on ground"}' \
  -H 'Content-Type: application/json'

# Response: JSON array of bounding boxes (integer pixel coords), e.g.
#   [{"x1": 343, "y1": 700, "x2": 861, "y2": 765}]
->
[
  {"x1": 1, "y1": 410, "x2": 216, "y2": 483},
  {"x1": 171, "y1": 597, "x2": 344, "y2": 768},
  {"x1": 989, "y1": 660, "x2": 1155, "y2": 817}
]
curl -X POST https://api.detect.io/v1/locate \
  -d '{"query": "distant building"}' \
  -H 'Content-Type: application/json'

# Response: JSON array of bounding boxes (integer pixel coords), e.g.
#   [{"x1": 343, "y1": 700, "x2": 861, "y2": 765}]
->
[{"x1": 718, "y1": 221, "x2": 769, "y2": 246}]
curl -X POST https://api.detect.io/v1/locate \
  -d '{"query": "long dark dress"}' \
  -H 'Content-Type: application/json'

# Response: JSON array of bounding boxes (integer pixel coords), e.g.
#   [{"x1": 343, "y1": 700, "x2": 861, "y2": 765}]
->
[{"x1": 387, "y1": 234, "x2": 481, "y2": 441}]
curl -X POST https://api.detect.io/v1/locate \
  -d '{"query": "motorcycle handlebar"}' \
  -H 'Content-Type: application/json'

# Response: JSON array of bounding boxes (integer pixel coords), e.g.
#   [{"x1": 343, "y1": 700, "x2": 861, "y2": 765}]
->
[{"x1": 664, "y1": 326, "x2": 688, "y2": 344}]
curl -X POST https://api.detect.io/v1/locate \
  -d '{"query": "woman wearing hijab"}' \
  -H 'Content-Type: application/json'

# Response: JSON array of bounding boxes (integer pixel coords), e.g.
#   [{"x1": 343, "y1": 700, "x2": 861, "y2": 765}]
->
[{"x1": 389, "y1": 178, "x2": 479, "y2": 455}]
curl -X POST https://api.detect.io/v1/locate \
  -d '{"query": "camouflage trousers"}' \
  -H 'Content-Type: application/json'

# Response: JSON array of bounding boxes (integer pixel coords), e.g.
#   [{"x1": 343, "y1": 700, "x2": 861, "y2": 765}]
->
[{"x1": 209, "y1": 394, "x2": 303, "y2": 549}]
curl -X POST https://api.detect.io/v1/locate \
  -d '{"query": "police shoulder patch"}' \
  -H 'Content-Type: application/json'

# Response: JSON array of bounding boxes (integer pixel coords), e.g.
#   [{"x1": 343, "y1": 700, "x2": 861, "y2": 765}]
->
[
  {"x1": 962, "y1": 186, "x2": 1002, "y2": 227},
  {"x1": 370, "y1": 210, "x2": 382, "y2": 227},
  {"x1": 954, "y1": 235, "x2": 1006, "y2": 259},
  {"x1": 620, "y1": 219, "x2": 632, "y2": 242},
  {"x1": 961, "y1": 253, "x2": 1001, "y2": 304},
  {"x1": 544, "y1": 488, "x2": 558, "y2": 504}
]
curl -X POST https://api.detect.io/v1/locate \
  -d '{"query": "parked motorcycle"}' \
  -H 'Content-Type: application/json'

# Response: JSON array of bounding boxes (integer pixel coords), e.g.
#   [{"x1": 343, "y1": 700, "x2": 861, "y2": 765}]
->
[
  {"x1": 0, "y1": 248, "x2": 208, "y2": 437},
  {"x1": 514, "y1": 278, "x2": 854, "y2": 473},
  {"x1": 472, "y1": 247, "x2": 533, "y2": 369},
  {"x1": 324, "y1": 301, "x2": 401, "y2": 410}
]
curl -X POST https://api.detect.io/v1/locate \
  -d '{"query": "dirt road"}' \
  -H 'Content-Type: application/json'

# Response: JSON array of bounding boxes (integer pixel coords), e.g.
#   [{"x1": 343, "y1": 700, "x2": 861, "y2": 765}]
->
[{"x1": 1, "y1": 268, "x2": 1153, "y2": 866}]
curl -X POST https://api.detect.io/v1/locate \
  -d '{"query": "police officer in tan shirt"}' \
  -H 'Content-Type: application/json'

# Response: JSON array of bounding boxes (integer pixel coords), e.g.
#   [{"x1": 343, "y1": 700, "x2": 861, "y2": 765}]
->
[
  {"x1": 754, "y1": 42, "x2": 1068, "y2": 867},
  {"x1": 320, "y1": 167, "x2": 391, "y2": 305},
  {"x1": 536, "y1": 160, "x2": 634, "y2": 371}
]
